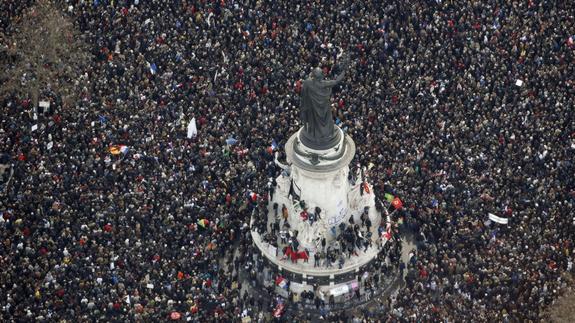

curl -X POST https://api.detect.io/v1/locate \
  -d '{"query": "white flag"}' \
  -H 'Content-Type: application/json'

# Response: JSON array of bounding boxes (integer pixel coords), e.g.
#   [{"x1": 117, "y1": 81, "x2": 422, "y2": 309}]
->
[
  {"x1": 488, "y1": 213, "x2": 508, "y2": 224},
  {"x1": 187, "y1": 117, "x2": 198, "y2": 139}
]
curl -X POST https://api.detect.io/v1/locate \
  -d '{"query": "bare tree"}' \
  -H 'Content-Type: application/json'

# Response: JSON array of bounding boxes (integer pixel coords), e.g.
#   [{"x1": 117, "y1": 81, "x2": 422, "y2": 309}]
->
[{"x1": 0, "y1": 0, "x2": 89, "y2": 107}]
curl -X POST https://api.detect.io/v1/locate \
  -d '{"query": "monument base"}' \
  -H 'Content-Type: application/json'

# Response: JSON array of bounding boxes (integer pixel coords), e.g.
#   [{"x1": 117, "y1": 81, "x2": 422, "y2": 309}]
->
[{"x1": 250, "y1": 127, "x2": 386, "y2": 297}]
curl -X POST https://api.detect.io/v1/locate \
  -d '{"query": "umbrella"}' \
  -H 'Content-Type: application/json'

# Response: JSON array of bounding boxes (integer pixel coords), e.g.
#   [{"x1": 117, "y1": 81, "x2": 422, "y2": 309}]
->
[
  {"x1": 197, "y1": 219, "x2": 209, "y2": 228},
  {"x1": 225, "y1": 137, "x2": 238, "y2": 145}
]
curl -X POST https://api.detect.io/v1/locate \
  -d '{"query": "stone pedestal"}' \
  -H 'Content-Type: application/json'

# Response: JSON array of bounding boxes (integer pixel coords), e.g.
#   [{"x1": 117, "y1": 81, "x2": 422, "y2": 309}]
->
[
  {"x1": 284, "y1": 127, "x2": 356, "y2": 249},
  {"x1": 251, "y1": 126, "x2": 384, "y2": 296}
]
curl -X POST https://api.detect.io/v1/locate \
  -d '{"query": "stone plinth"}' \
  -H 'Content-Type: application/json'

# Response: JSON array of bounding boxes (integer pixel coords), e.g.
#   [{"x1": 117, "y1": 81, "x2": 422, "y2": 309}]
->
[
  {"x1": 283, "y1": 127, "x2": 356, "y2": 248},
  {"x1": 251, "y1": 126, "x2": 383, "y2": 296}
]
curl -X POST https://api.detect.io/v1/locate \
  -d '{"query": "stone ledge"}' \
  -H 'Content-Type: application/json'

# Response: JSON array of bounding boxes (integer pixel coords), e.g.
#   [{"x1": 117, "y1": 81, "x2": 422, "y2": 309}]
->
[
  {"x1": 286, "y1": 129, "x2": 356, "y2": 173},
  {"x1": 251, "y1": 230, "x2": 382, "y2": 279}
]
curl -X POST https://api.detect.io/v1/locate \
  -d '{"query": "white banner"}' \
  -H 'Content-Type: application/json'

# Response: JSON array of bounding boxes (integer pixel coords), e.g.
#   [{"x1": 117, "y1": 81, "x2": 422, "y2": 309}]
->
[
  {"x1": 329, "y1": 284, "x2": 349, "y2": 296},
  {"x1": 329, "y1": 200, "x2": 347, "y2": 225},
  {"x1": 267, "y1": 244, "x2": 277, "y2": 257},
  {"x1": 488, "y1": 213, "x2": 508, "y2": 224},
  {"x1": 187, "y1": 117, "x2": 198, "y2": 138}
]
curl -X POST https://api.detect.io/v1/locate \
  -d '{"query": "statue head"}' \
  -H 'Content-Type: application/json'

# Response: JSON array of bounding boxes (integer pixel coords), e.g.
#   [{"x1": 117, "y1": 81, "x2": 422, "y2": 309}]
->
[{"x1": 311, "y1": 67, "x2": 324, "y2": 80}]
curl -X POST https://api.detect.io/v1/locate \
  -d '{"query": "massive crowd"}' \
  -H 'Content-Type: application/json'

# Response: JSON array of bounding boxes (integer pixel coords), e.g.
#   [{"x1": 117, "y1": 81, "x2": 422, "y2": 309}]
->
[{"x1": 1, "y1": 0, "x2": 574, "y2": 322}]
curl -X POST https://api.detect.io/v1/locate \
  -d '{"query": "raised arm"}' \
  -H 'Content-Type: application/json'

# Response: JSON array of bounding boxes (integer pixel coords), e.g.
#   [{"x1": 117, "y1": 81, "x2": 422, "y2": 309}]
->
[{"x1": 321, "y1": 55, "x2": 350, "y2": 87}]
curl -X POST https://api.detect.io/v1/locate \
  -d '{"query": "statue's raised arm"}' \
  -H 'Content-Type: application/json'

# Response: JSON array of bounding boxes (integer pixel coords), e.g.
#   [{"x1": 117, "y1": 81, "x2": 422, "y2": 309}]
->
[
  {"x1": 322, "y1": 55, "x2": 350, "y2": 87},
  {"x1": 299, "y1": 55, "x2": 350, "y2": 150}
]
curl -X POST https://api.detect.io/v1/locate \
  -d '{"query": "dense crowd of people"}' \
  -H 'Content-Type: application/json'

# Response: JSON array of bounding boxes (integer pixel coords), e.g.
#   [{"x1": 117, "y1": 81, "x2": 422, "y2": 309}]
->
[{"x1": 1, "y1": 0, "x2": 574, "y2": 322}]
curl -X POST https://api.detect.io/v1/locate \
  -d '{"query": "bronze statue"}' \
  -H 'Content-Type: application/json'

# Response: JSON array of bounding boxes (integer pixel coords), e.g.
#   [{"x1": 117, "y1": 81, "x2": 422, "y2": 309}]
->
[{"x1": 299, "y1": 55, "x2": 350, "y2": 150}]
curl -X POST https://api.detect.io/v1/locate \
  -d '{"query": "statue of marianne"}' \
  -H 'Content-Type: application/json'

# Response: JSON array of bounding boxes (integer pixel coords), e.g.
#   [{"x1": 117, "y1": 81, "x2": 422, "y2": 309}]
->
[{"x1": 299, "y1": 55, "x2": 350, "y2": 150}]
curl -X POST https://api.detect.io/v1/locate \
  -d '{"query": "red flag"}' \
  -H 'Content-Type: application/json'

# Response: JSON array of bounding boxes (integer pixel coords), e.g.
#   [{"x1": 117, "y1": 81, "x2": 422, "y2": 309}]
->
[
  {"x1": 275, "y1": 275, "x2": 285, "y2": 286},
  {"x1": 383, "y1": 229, "x2": 392, "y2": 241},
  {"x1": 363, "y1": 182, "x2": 370, "y2": 194},
  {"x1": 392, "y1": 197, "x2": 403, "y2": 210},
  {"x1": 384, "y1": 222, "x2": 392, "y2": 240}
]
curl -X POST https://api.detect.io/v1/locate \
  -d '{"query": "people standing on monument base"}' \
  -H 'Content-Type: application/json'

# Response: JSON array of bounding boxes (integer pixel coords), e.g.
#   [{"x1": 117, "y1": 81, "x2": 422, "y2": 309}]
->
[{"x1": 1, "y1": 0, "x2": 574, "y2": 322}]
